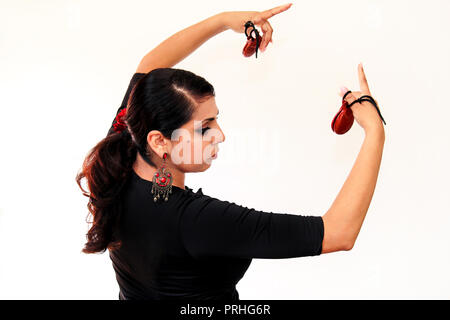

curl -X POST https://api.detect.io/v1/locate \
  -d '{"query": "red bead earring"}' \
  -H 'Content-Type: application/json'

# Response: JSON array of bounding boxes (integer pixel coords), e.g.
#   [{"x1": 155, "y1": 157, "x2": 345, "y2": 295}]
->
[{"x1": 151, "y1": 152, "x2": 173, "y2": 202}]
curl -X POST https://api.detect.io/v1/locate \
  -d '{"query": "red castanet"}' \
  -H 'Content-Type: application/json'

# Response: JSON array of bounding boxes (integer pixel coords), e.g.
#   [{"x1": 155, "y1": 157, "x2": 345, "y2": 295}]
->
[
  {"x1": 243, "y1": 34, "x2": 262, "y2": 58},
  {"x1": 331, "y1": 100, "x2": 354, "y2": 135}
]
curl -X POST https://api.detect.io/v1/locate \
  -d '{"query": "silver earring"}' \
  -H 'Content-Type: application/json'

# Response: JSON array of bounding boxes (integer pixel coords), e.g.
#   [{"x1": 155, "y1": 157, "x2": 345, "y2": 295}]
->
[{"x1": 151, "y1": 152, "x2": 173, "y2": 202}]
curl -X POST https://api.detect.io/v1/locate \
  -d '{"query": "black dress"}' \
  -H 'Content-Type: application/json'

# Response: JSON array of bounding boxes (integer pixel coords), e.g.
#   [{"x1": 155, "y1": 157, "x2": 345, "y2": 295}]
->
[{"x1": 107, "y1": 72, "x2": 324, "y2": 300}]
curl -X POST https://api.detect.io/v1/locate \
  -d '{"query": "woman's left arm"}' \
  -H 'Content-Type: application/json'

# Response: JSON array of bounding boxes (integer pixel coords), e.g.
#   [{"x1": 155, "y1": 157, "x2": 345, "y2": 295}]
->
[
  {"x1": 136, "y1": 12, "x2": 228, "y2": 73},
  {"x1": 136, "y1": 3, "x2": 292, "y2": 73}
]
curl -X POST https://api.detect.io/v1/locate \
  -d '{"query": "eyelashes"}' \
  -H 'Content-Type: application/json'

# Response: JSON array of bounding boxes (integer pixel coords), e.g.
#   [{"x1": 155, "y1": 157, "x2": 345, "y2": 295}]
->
[
  {"x1": 198, "y1": 116, "x2": 219, "y2": 135},
  {"x1": 201, "y1": 127, "x2": 211, "y2": 135}
]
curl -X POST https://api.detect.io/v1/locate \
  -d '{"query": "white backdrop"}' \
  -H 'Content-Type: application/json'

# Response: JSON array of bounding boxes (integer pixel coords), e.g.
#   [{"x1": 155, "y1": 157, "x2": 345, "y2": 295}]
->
[{"x1": 1, "y1": 0, "x2": 449, "y2": 299}]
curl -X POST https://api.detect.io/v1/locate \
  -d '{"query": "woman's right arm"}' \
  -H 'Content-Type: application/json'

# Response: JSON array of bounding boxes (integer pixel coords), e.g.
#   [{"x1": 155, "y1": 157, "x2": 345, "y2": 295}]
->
[
  {"x1": 321, "y1": 127, "x2": 385, "y2": 253},
  {"x1": 321, "y1": 63, "x2": 386, "y2": 253}
]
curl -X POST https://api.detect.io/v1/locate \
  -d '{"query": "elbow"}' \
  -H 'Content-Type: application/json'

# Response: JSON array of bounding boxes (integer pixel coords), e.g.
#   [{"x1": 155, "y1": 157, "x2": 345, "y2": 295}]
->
[
  {"x1": 341, "y1": 240, "x2": 354, "y2": 251},
  {"x1": 341, "y1": 236, "x2": 357, "y2": 251},
  {"x1": 320, "y1": 233, "x2": 355, "y2": 253},
  {"x1": 321, "y1": 214, "x2": 357, "y2": 253}
]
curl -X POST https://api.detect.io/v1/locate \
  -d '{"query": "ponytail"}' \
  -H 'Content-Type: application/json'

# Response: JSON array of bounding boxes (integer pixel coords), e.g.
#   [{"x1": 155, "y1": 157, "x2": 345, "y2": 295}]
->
[{"x1": 76, "y1": 129, "x2": 136, "y2": 254}]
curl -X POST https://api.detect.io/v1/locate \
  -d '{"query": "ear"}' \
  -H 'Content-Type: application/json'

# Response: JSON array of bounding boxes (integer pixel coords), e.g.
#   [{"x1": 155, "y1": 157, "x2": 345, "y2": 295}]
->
[{"x1": 146, "y1": 130, "x2": 172, "y2": 158}]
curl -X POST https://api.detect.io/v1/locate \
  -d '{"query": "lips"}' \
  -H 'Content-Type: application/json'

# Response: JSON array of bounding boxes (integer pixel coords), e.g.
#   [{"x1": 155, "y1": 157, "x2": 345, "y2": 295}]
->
[{"x1": 212, "y1": 145, "x2": 219, "y2": 158}]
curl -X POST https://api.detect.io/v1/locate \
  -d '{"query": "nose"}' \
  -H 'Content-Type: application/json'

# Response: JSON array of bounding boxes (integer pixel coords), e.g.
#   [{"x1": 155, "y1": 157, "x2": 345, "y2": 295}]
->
[{"x1": 217, "y1": 125, "x2": 225, "y2": 143}]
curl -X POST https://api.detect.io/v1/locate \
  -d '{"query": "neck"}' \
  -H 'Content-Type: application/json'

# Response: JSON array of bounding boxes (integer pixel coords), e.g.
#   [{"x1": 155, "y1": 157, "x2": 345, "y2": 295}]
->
[{"x1": 132, "y1": 152, "x2": 186, "y2": 190}]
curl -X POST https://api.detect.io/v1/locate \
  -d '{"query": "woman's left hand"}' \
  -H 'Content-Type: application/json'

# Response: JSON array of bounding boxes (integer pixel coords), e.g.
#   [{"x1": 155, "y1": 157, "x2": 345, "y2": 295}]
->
[{"x1": 222, "y1": 3, "x2": 293, "y2": 52}]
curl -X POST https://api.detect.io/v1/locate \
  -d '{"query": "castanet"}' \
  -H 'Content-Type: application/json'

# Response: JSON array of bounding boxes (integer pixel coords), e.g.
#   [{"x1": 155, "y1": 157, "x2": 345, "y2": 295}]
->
[
  {"x1": 331, "y1": 91, "x2": 386, "y2": 135},
  {"x1": 242, "y1": 21, "x2": 262, "y2": 59}
]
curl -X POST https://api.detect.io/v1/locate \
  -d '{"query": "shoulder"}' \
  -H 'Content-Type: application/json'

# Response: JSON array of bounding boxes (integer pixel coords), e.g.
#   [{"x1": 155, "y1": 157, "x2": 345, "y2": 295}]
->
[{"x1": 178, "y1": 190, "x2": 254, "y2": 223}]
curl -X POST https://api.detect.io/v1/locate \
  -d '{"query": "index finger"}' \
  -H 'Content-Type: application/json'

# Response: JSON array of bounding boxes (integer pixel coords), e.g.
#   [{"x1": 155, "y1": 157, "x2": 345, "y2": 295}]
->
[
  {"x1": 358, "y1": 63, "x2": 371, "y2": 95},
  {"x1": 260, "y1": 3, "x2": 293, "y2": 20}
]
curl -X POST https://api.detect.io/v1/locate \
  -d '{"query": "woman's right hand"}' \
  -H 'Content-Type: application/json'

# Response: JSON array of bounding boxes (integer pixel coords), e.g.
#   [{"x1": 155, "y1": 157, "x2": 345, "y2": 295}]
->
[{"x1": 339, "y1": 63, "x2": 385, "y2": 134}]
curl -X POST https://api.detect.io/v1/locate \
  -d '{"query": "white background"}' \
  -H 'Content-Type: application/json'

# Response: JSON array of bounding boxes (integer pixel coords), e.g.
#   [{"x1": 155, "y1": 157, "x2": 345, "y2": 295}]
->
[{"x1": 1, "y1": 0, "x2": 449, "y2": 299}]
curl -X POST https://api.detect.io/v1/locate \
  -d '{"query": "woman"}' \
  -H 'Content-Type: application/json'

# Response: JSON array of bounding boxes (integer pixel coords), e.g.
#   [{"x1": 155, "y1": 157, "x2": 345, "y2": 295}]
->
[{"x1": 77, "y1": 3, "x2": 385, "y2": 300}]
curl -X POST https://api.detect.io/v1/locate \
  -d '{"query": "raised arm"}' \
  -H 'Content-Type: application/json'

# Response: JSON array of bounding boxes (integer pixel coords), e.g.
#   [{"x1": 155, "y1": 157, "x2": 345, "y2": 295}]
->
[
  {"x1": 322, "y1": 129, "x2": 385, "y2": 253},
  {"x1": 321, "y1": 63, "x2": 386, "y2": 253},
  {"x1": 135, "y1": 4, "x2": 293, "y2": 73},
  {"x1": 136, "y1": 12, "x2": 228, "y2": 73}
]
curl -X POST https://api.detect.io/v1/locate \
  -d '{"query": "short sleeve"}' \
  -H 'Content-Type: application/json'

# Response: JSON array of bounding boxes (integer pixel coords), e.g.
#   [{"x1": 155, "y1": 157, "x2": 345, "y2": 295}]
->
[
  {"x1": 107, "y1": 72, "x2": 147, "y2": 136},
  {"x1": 179, "y1": 195, "x2": 324, "y2": 259}
]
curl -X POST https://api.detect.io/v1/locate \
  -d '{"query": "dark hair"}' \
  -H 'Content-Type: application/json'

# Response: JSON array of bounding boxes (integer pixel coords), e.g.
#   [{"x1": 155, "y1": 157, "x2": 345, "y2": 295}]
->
[{"x1": 76, "y1": 68, "x2": 215, "y2": 254}]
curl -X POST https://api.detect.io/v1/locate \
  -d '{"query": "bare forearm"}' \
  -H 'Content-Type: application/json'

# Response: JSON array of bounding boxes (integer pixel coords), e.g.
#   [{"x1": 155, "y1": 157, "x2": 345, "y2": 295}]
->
[
  {"x1": 324, "y1": 128, "x2": 385, "y2": 248},
  {"x1": 136, "y1": 12, "x2": 228, "y2": 73}
]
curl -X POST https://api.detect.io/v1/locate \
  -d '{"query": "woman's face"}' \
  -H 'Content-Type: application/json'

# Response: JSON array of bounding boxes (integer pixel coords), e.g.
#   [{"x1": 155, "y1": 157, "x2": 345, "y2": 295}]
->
[{"x1": 169, "y1": 96, "x2": 225, "y2": 172}]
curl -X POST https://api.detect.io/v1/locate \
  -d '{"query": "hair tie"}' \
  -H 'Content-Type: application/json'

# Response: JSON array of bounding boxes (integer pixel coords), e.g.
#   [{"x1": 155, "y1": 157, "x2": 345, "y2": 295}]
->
[{"x1": 113, "y1": 108, "x2": 128, "y2": 133}]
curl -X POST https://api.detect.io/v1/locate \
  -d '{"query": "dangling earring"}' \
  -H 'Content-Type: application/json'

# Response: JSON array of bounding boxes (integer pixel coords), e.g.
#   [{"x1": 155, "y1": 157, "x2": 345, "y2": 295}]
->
[{"x1": 151, "y1": 152, "x2": 173, "y2": 202}]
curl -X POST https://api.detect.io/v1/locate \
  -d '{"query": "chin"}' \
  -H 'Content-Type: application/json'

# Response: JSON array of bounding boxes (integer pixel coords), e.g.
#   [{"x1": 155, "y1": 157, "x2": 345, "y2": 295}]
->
[
  {"x1": 197, "y1": 162, "x2": 212, "y2": 172},
  {"x1": 180, "y1": 162, "x2": 212, "y2": 173}
]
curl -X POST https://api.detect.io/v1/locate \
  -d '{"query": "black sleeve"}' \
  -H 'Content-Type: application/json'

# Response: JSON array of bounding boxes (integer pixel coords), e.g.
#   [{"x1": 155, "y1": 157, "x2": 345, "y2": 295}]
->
[
  {"x1": 179, "y1": 195, "x2": 324, "y2": 259},
  {"x1": 107, "y1": 72, "x2": 147, "y2": 136}
]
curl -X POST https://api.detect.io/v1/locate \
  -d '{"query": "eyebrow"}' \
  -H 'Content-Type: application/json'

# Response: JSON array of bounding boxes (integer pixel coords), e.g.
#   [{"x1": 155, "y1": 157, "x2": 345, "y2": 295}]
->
[{"x1": 202, "y1": 110, "x2": 219, "y2": 123}]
